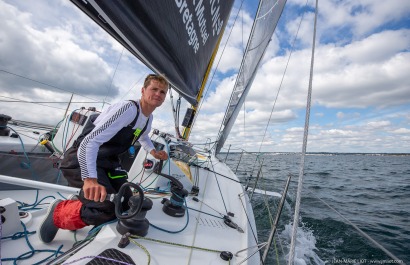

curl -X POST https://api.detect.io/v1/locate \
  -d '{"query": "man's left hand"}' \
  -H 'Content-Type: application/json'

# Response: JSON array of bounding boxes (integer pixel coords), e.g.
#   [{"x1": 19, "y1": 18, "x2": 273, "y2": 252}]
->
[{"x1": 151, "y1": 150, "x2": 168, "y2": 160}]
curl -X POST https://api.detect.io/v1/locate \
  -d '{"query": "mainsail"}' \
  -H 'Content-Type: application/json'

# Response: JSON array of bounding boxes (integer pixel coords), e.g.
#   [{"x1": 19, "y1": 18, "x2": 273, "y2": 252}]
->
[
  {"x1": 70, "y1": 0, "x2": 234, "y2": 106},
  {"x1": 215, "y1": 0, "x2": 287, "y2": 154}
]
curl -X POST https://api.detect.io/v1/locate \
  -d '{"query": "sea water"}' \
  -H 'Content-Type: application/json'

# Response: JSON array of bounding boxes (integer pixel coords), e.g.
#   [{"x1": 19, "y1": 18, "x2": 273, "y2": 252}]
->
[{"x1": 223, "y1": 153, "x2": 410, "y2": 265}]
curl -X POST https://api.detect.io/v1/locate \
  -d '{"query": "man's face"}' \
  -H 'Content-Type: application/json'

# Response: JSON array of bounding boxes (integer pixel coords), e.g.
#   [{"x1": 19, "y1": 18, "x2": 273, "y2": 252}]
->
[{"x1": 141, "y1": 80, "x2": 168, "y2": 108}]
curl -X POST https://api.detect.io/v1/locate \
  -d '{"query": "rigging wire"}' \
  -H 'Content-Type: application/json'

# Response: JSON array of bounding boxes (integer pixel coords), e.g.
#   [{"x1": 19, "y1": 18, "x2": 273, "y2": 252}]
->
[
  {"x1": 208, "y1": 157, "x2": 228, "y2": 214},
  {"x1": 309, "y1": 191, "x2": 404, "y2": 262},
  {"x1": 0, "y1": 100, "x2": 103, "y2": 104},
  {"x1": 219, "y1": 0, "x2": 311, "y2": 262},
  {"x1": 237, "y1": 193, "x2": 261, "y2": 261},
  {"x1": 0, "y1": 70, "x2": 110, "y2": 118},
  {"x1": 288, "y1": 0, "x2": 318, "y2": 263},
  {"x1": 120, "y1": 71, "x2": 148, "y2": 101},
  {"x1": 0, "y1": 96, "x2": 72, "y2": 112},
  {"x1": 255, "y1": 0, "x2": 309, "y2": 155},
  {"x1": 102, "y1": 48, "x2": 124, "y2": 110},
  {"x1": 242, "y1": 2, "x2": 247, "y2": 145},
  {"x1": 217, "y1": 0, "x2": 307, "y2": 154},
  {"x1": 0, "y1": 69, "x2": 102, "y2": 103},
  {"x1": 214, "y1": 0, "x2": 277, "y2": 155}
]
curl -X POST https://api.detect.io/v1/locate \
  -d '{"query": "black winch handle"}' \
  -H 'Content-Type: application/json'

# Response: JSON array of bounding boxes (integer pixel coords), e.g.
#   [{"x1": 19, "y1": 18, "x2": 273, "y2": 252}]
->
[
  {"x1": 114, "y1": 182, "x2": 144, "y2": 220},
  {"x1": 154, "y1": 160, "x2": 184, "y2": 189}
]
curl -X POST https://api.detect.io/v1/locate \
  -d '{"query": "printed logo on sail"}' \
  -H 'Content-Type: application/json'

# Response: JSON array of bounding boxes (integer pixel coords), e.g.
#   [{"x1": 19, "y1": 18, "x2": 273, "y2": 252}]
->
[
  {"x1": 175, "y1": 0, "x2": 224, "y2": 53},
  {"x1": 210, "y1": 0, "x2": 224, "y2": 36},
  {"x1": 175, "y1": 0, "x2": 200, "y2": 53}
]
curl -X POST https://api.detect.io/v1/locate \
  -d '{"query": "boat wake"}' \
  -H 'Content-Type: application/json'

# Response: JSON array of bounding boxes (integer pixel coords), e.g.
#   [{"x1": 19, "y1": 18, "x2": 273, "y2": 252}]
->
[{"x1": 280, "y1": 222, "x2": 325, "y2": 265}]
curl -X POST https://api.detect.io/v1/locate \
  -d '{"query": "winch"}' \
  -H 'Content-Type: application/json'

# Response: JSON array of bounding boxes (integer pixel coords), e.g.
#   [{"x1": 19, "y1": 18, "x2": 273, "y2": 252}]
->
[
  {"x1": 113, "y1": 182, "x2": 152, "y2": 238},
  {"x1": 154, "y1": 160, "x2": 189, "y2": 217},
  {"x1": 0, "y1": 114, "x2": 12, "y2": 137}
]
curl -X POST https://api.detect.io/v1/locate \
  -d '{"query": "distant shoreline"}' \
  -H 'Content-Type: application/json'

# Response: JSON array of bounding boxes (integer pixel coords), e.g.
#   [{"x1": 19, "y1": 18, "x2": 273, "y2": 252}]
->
[{"x1": 219, "y1": 152, "x2": 410, "y2": 156}]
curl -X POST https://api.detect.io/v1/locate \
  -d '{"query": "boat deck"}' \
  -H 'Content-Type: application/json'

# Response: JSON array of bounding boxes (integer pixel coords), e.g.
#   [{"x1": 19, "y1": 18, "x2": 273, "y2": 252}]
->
[{"x1": 0, "y1": 156, "x2": 259, "y2": 265}]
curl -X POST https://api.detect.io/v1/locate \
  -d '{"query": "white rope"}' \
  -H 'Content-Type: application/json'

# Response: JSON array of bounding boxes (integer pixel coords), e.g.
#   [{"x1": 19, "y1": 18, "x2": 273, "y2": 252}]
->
[{"x1": 288, "y1": 0, "x2": 318, "y2": 264}]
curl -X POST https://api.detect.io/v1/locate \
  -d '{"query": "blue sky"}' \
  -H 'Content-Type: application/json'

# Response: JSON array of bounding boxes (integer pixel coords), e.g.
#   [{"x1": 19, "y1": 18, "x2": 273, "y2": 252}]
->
[{"x1": 0, "y1": 0, "x2": 409, "y2": 153}]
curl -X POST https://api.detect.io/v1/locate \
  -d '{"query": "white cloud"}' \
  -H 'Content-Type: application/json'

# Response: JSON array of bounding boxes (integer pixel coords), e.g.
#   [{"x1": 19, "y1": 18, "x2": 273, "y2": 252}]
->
[
  {"x1": 392, "y1": 128, "x2": 410, "y2": 134},
  {"x1": 0, "y1": 1, "x2": 117, "y2": 97},
  {"x1": 1, "y1": 0, "x2": 409, "y2": 153},
  {"x1": 366, "y1": 120, "x2": 391, "y2": 129}
]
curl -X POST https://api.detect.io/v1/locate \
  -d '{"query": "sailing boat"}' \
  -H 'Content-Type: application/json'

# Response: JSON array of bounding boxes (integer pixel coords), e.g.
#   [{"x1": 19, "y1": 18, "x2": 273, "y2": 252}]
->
[{"x1": 0, "y1": 0, "x2": 291, "y2": 264}]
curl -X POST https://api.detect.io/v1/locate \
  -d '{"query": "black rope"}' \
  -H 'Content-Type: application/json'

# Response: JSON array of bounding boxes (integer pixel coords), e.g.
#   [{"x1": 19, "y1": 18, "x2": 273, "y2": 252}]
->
[
  {"x1": 238, "y1": 194, "x2": 259, "y2": 249},
  {"x1": 186, "y1": 206, "x2": 223, "y2": 220},
  {"x1": 208, "y1": 157, "x2": 228, "y2": 214},
  {"x1": 191, "y1": 164, "x2": 241, "y2": 183}
]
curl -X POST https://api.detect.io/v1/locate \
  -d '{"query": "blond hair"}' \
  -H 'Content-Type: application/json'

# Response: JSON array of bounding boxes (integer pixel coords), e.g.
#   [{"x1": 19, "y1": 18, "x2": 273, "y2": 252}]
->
[{"x1": 143, "y1": 74, "x2": 169, "y2": 89}]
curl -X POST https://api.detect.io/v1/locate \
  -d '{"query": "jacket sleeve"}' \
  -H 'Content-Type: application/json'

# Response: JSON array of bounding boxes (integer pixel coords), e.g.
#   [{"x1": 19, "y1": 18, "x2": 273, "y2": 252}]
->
[
  {"x1": 138, "y1": 115, "x2": 155, "y2": 153},
  {"x1": 77, "y1": 102, "x2": 136, "y2": 179}
]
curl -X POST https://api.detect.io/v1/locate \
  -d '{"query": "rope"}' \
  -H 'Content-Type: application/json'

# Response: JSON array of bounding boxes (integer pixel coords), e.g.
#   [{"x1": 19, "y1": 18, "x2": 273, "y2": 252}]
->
[
  {"x1": 288, "y1": 0, "x2": 318, "y2": 263},
  {"x1": 275, "y1": 232, "x2": 286, "y2": 261},
  {"x1": 186, "y1": 206, "x2": 223, "y2": 219},
  {"x1": 1, "y1": 125, "x2": 40, "y2": 180},
  {"x1": 0, "y1": 221, "x2": 64, "y2": 264},
  {"x1": 70, "y1": 219, "x2": 117, "y2": 251},
  {"x1": 149, "y1": 200, "x2": 190, "y2": 234},
  {"x1": 237, "y1": 193, "x2": 259, "y2": 254},
  {"x1": 209, "y1": 158, "x2": 228, "y2": 214},
  {"x1": 18, "y1": 193, "x2": 57, "y2": 212},
  {"x1": 237, "y1": 242, "x2": 268, "y2": 265},
  {"x1": 192, "y1": 165, "x2": 241, "y2": 183},
  {"x1": 259, "y1": 176, "x2": 275, "y2": 227},
  {"x1": 273, "y1": 237, "x2": 280, "y2": 265},
  {"x1": 129, "y1": 237, "x2": 151, "y2": 264},
  {"x1": 244, "y1": 168, "x2": 287, "y2": 265},
  {"x1": 129, "y1": 235, "x2": 223, "y2": 254}
]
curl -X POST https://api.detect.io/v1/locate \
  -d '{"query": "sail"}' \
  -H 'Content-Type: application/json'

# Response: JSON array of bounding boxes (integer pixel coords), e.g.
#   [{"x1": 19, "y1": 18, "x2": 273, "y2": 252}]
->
[
  {"x1": 215, "y1": 0, "x2": 287, "y2": 154},
  {"x1": 70, "y1": 0, "x2": 234, "y2": 106}
]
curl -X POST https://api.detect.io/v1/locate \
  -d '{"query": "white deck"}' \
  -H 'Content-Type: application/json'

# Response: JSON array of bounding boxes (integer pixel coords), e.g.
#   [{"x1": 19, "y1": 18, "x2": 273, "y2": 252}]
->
[
  {"x1": 0, "y1": 153, "x2": 259, "y2": 265},
  {"x1": 1, "y1": 111, "x2": 260, "y2": 264}
]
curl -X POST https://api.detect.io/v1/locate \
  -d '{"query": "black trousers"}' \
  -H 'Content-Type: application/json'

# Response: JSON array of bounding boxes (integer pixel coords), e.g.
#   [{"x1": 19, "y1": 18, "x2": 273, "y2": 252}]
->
[
  {"x1": 78, "y1": 167, "x2": 133, "y2": 226},
  {"x1": 60, "y1": 147, "x2": 133, "y2": 226}
]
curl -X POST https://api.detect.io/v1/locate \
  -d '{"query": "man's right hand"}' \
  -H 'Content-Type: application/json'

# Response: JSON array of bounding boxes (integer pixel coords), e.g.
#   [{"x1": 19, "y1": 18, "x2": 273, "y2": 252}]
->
[{"x1": 83, "y1": 178, "x2": 107, "y2": 202}]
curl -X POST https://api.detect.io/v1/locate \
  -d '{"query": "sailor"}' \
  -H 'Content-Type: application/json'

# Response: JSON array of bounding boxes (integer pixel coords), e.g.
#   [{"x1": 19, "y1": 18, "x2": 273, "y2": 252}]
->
[{"x1": 39, "y1": 74, "x2": 169, "y2": 243}]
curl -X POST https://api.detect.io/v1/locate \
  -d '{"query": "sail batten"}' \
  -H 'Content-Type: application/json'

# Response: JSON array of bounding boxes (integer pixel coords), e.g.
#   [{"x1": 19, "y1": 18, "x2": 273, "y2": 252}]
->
[
  {"x1": 215, "y1": 0, "x2": 287, "y2": 154},
  {"x1": 71, "y1": 0, "x2": 234, "y2": 106}
]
